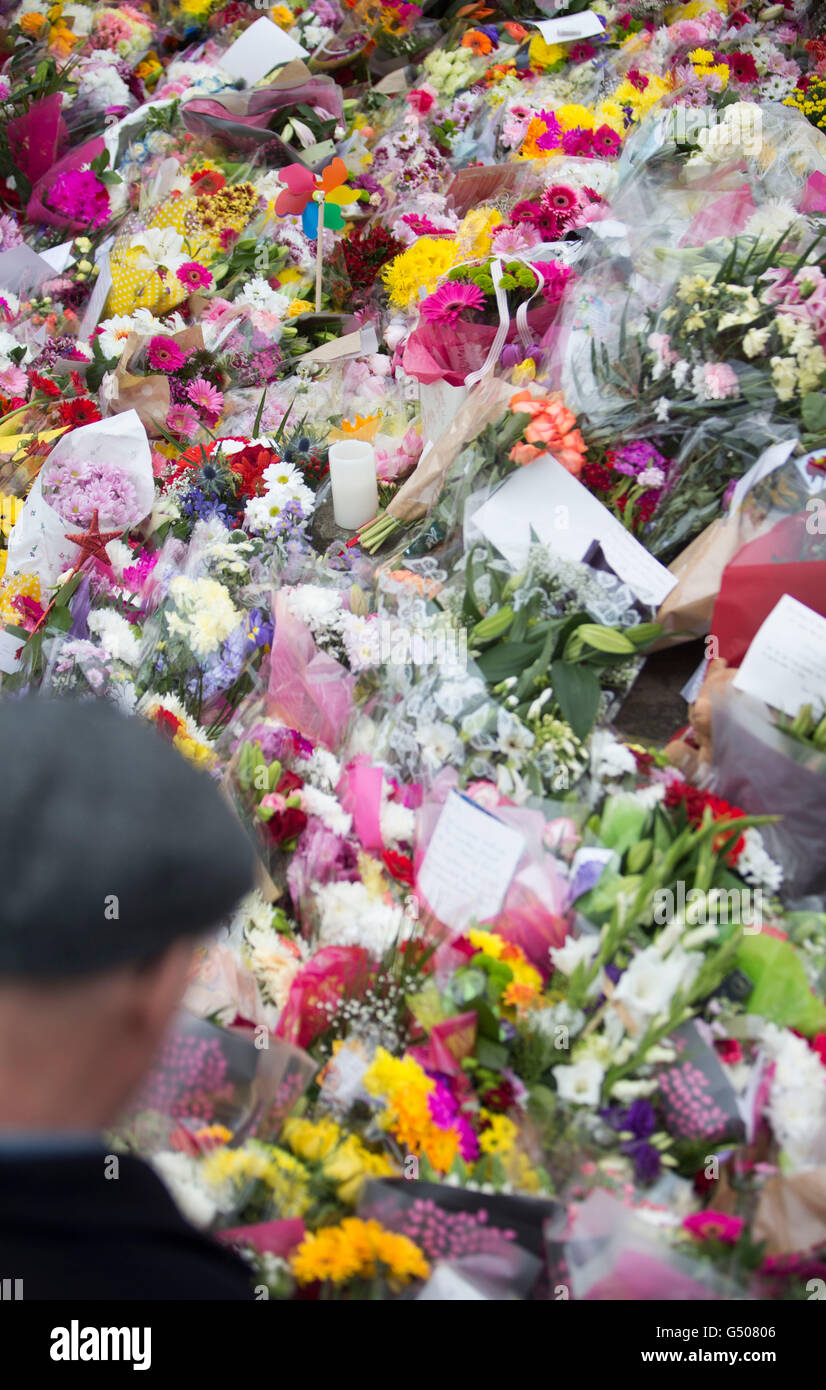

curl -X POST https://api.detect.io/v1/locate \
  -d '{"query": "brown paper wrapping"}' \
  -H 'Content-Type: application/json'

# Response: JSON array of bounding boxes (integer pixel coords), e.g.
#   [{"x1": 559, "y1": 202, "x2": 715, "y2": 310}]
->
[
  {"x1": 105, "y1": 325, "x2": 206, "y2": 436},
  {"x1": 753, "y1": 1170, "x2": 826, "y2": 1256},
  {"x1": 386, "y1": 377, "x2": 512, "y2": 525},
  {"x1": 654, "y1": 511, "x2": 765, "y2": 648}
]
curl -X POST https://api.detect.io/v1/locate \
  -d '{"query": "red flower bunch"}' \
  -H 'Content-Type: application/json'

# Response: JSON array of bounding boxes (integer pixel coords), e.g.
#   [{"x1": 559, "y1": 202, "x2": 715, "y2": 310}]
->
[
  {"x1": 381, "y1": 848, "x2": 415, "y2": 886},
  {"x1": 259, "y1": 769, "x2": 308, "y2": 847},
  {"x1": 664, "y1": 778, "x2": 747, "y2": 861},
  {"x1": 334, "y1": 222, "x2": 404, "y2": 301}
]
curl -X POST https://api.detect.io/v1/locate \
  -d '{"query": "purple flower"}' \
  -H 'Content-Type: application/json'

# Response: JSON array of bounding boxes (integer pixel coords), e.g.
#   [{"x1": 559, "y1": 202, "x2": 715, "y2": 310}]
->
[{"x1": 623, "y1": 1138, "x2": 661, "y2": 1184}]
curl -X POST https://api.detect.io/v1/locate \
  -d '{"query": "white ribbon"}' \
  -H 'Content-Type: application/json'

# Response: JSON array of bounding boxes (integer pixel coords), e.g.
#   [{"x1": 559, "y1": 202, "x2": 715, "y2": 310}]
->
[{"x1": 463, "y1": 253, "x2": 548, "y2": 386}]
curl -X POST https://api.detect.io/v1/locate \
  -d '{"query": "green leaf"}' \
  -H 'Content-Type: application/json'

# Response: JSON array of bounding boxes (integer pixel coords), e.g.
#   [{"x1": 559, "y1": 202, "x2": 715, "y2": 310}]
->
[
  {"x1": 476, "y1": 1038, "x2": 508, "y2": 1071},
  {"x1": 475, "y1": 637, "x2": 544, "y2": 684},
  {"x1": 576, "y1": 624, "x2": 637, "y2": 655},
  {"x1": 550, "y1": 660, "x2": 601, "y2": 740}
]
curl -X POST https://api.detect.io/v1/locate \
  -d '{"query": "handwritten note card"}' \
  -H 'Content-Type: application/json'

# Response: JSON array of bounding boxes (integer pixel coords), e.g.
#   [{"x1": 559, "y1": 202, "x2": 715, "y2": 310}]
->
[
  {"x1": 472, "y1": 452, "x2": 677, "y2": 607},
  {"x1": 417, "y1": 791, "x2": 525, "y2": 933},
  {"x1": 733, "y1": 594, "x2": 826, "y2": 716},
  {"x1": 532, "y1": 12, "x2": 604, "y2": 43}
]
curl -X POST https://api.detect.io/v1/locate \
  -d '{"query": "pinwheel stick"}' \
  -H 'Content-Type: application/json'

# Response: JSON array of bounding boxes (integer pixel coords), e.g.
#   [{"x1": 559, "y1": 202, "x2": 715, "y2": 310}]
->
[{"x1": 315, "y1": 192, "x2": 325, "y2": 313}]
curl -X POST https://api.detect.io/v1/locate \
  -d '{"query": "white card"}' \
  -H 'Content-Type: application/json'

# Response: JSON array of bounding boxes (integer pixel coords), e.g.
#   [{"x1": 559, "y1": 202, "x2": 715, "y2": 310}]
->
[
  {"x1": 80, "y1": 253, "x2": 112, "y2": 340},
  {"x1": 39, "y1": 240, "x2": 75, "y2": 274},
  {"x1": 733, "y1": 595, "x2": 826, "y2": 717},
  {"x1": 533, "y1": 12, "x2": 604, "y2": 42},
  {"x1": 417, "y1": 790, "x2": 525, "y2": 933},
  {"x1": 220, "y1": 16, "x2": 307, "y2": 85},
  {"x1": 0, "y1": 627, "x2": 24, "y2": 675},
  {"x1": 472, "y1": 453, "x2": 677, "y2": 607}
]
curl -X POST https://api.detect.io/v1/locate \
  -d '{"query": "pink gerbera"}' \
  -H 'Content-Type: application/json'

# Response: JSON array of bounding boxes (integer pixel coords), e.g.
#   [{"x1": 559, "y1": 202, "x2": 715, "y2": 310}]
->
[
  {"x1": 543, "y1": 184, "x2": 577, "y2": 213},
  {"x1": 147, "y1": 336, "x2": 186, "y2": 372},
  {"x1": 166, "y1": 404, "x2": 200, "y2": 438},
  {"x1": 176, "y1": 261, "x2": 213, "y2": 292},
  {"x1": 683, "y1": 1212, "x2": 744, "y2": 1244},
  {"x1": 593, "y1": 125, "x2": 622, "y2": 156},
  {"x1": 419, "y1": 281, "x2": 486, "y2": 325},
  {"x1": 186, "y1": 377, "x2": 224, "y2": 419}
]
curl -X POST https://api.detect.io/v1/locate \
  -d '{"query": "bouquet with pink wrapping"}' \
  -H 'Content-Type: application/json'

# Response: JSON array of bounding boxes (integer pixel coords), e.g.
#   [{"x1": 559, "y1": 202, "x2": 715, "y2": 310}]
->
[
  {"x1": 7, "y1": 93, "x2": 68, "y2": 190},
  {"x1": 274, "y1": 945, "x2": 371, "y2": 1049},
  {"x1": 402, "y1": 256, "x2": 573, "y2": 389},
  {"x1": 553, "y1": 1190, "x2": 746, "y2": 1301},
  {"x1": 27, "y1": 136, "x2": 109, "y2": 234},
  {"x1": 267, "y1": 589, "x2": 356, "y2": 751}
]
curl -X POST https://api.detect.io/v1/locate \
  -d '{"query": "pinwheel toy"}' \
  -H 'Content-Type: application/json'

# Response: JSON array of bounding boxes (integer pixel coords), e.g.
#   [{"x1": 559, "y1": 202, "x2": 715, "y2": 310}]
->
[{"x1": 275, "y1": 158, "x2": 356, "y2": 309}]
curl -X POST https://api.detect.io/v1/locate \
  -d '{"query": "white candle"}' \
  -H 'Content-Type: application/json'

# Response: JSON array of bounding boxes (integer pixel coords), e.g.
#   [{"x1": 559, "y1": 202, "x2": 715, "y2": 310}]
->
[{"x1": 328, "y1": 439, "x2": 378, "y2": 530}]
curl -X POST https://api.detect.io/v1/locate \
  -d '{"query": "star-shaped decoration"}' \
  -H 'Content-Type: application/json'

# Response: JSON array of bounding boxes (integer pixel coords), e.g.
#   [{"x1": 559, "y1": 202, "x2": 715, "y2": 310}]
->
[{"x1": 64, "y1": 510, "x2": 122, "y2": 576}]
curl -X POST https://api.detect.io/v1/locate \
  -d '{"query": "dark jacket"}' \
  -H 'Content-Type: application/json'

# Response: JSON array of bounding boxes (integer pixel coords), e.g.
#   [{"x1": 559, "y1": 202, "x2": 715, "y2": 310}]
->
[{"x1": 0, "y1": 1149, "x2": 254, "y2": 1300}]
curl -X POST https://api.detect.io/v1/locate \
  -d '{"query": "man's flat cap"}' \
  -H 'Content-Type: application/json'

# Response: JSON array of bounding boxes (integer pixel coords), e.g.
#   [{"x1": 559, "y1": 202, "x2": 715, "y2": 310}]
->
[{"x1": 0, "y1": 698, "x2": 255, "y2": 978}]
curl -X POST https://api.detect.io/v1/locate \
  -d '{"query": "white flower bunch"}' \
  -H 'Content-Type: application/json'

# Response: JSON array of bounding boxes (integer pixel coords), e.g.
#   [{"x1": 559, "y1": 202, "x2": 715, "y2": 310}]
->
[{"x1": 165, "y1": 575, "x2": 240, "y2": 659}]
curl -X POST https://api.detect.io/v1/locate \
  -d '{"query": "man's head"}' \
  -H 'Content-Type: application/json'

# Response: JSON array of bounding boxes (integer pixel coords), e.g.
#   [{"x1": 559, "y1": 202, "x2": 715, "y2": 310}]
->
[{"x1": 0, "y1": 698, "x2": 254, "y2": 1130}]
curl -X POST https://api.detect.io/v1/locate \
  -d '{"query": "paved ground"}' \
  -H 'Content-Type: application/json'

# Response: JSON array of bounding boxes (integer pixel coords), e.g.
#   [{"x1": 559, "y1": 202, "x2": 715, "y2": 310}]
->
[{"x1": 614, "y1": 640, "x2": 705, "y2": 745}]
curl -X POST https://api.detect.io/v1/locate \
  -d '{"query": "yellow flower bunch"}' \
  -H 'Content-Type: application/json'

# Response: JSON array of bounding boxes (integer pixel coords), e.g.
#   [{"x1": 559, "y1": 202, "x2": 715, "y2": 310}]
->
[
  {"x1": 467, "y1": 928, "x2": 543, "y2": 1012},
  {"x1": 363, "y1": 1048, "x2": 461, "y2": 1173},
  {"x1": 201, "y1": 1142, "x2": 312, "y2": 1218},
  {"x1": 478, "y1": 1111, "x2": 519, "y2": 1157},
  {"x1": 284, "y1": 1116, "x2": 395, "y2": 1203},
  {"x1": 381, "y1": 210, "x2": 500, "y2": 309},
  {"x1": 291, "y1": 1218, "x2": 429, "y2": 1288},
  {"x1": 269, "y1": 5, "x2": 295, "y2": 27}
]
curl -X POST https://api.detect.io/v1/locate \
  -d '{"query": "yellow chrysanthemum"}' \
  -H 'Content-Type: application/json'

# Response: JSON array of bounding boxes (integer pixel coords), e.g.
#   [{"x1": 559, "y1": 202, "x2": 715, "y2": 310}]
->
[
  {"x1": 287, "y1": 298, "x2": 314, "y2": 317},
  {"x1": 594, "y1": 99, "x2": 627, "y2": 135},
  {"x1": 382, "y1": 237, "x2": 459, "y2": 310},
  {"x1": 269, "y1": 4, "x2": 294, "y2": 26},
  {"x1": 479, "y1": 1113, "x2": 518, "y2": 1157},
  {"x1": 291, "y1": 1218, "x2": 429, "y2": 1288},
  {"x1": 201, "y1": 1144, "x2": 312, "y2": 1218},
  {"x1": 527, "y1": 35, "x2": 566, "y2": 71},
  {"x1": 556, "y1": 103, "x2": 597, "y2": 132}
]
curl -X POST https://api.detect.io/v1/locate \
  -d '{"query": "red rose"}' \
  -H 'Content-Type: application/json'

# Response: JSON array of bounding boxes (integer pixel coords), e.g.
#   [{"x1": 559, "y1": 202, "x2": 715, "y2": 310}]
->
[
  {"x1": 381, "y1": 849, "x2": 415, "y2": 886},
  {"x1": 268, "y1": 806, "x2": 308, "y2": 846},
  {"x1": 276, "y1": 770, "x2": 303, "y2": 796}
]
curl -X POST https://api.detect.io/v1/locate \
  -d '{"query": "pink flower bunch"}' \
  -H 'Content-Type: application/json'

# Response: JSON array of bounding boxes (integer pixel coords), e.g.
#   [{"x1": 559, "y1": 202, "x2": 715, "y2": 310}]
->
[
  {"x1": 44, "y1": 459, "x2": 139, "y2": 528},
  {"x1": 47, "y1": 169, "x2": 110, "y2": 228}
]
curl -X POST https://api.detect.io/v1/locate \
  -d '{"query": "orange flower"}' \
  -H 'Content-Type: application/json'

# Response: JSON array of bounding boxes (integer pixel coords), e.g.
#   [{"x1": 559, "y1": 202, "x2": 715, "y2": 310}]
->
[
  {"x1": 462, "y1": 28, "x2": 494, "y2": 55},
  {"x1": 20, "y1": 12, "x2": 46, "y2": 34},
  {"x1": 509, "y1": 391, "x2": 587, "y2": 476},
  {"x1": 503, "y1": 21, "x2": 528, "y2": 41},
  {"x1": 509, "y1": 441, "x2": 543, "y2": 466}
]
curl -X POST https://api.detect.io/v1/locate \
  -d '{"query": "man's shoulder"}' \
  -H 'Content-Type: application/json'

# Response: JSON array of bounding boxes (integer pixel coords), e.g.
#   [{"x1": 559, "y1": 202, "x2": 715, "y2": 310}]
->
[{"x1": 0, "y1": 1148, "x2": 254, "y2": 1301}]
